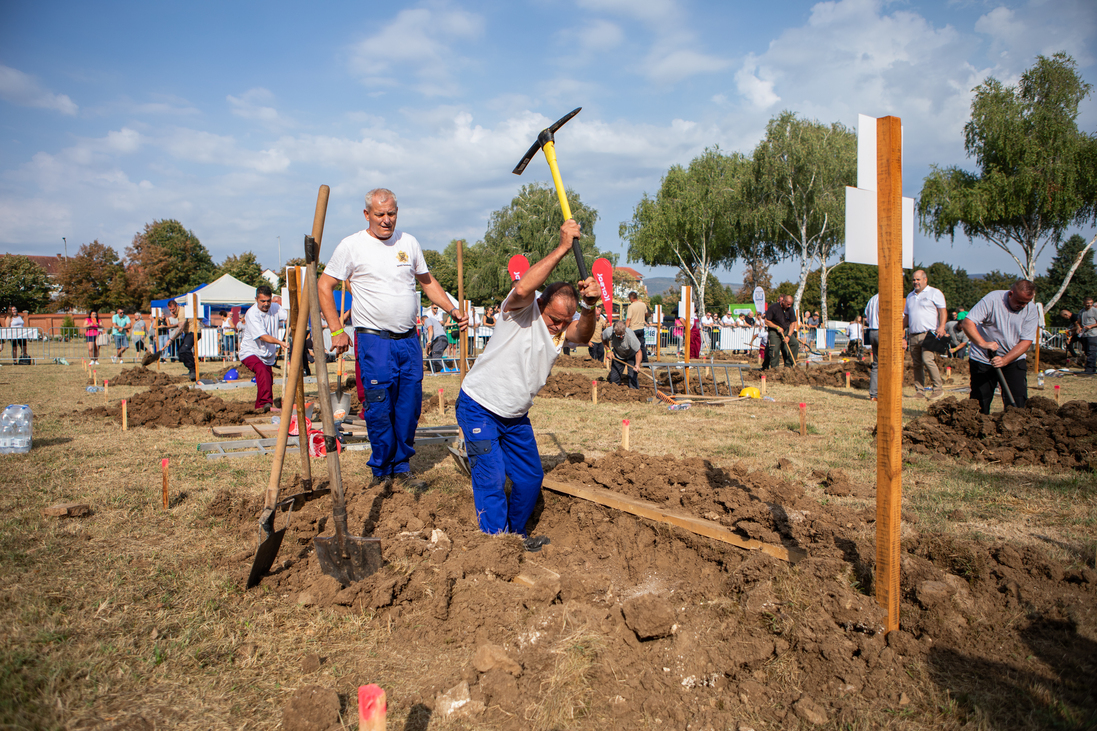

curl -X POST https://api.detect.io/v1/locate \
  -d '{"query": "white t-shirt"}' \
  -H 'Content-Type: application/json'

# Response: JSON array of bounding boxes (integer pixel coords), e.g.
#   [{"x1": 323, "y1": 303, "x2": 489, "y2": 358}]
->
[
  {"x1": 847, "y1": 322, "x2": 863, "y2": 341},
  {"x1": 864, "y1": 294, "x2": 880, "y2": 330},
  {"x1": 701, "y1": 315, "x2": 714, "y2": 327},
  {"x1": 720, "y1": 314, "x2": 735, "y2": 327},
  {"x1": 461, "y1": 291, "x2": 566, "y2": 419},
  {"x1": 239, "y1": 302, "x2": 286, "y2": 365},
  {"x1": 904, "y1": 286, "x2": 946, "y2": 334},
  {"x1": 324, "y1": 229, "x2": 429, "y2": 333}
]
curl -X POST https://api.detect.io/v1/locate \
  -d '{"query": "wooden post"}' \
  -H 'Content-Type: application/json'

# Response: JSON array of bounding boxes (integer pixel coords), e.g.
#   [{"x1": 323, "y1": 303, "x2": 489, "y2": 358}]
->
[
  {"x1": 104, "y1": 379, "x2": 109, "y2": 400},
  {"x1": 438, "y1": 388, "x2": 444, "y2": 416},
  {"x1": 93, "y1": 370, "x2": 98, "y2": 387},
  {"x1": 1054, "y1": 384, "x2": 1061, "y2": 405},
  {"x1": 621, "y1": 419, "x2": 630, "y2": 451},
  {"x1": 684, "y1": 286, "x2": 692, "y2": 365},
  {"x1": 358, "y1": 685, "x2": 387, "y2": 731},
  {"x1": 799, "y1": 402, "x2": 807, "y2": 437},
  {"x1": 458, "y1": 239, "x2": 466, "y2": 385},
  {"x1": 654, "y1": 305, "x2": 662, "y2": 360},
  {"x1": 122, "y1": 399, "x2": 128, "y2": 431},
  {"x1": 946, "y1": 365, "x2": 952, "y2": 382},
  {"x1": 191, "y1": 293, "x2": 200, "y2": 381},
  {"x1": 875, "y1": 115, "x2": 904, "y2": 635},
  {"x1": 161, "y1": 458, "x2": 169, "y2": 510},
  {"x1": 1034, "y1": 325, "x2": 1042, "y2": 375},
  {"x1": 337, "y1": 280, "x2": 346, "y2": 380},
  {"x1": 760, "y1": 373, "x2": 766, "y2": 396},
  {"x1": 845, "y1": 371, "x2": 851, "y2": 389},
  {"x1": 292, "y1": 267, "x2": 312, "y2": 489},
  {"x1": 592, "y1": 380, "x2": 598, "y2": 405}
]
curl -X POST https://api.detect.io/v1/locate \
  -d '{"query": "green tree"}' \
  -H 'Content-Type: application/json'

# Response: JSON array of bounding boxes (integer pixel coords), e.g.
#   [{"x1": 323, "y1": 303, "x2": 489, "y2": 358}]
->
[
  {"x1": 901, "y1": 263, "x2": 978, "y2": 312},
  {"x1": 621, "y1": 147, "x2": 750, "y2": 325},
  {"x1": 917, "y1": 53, "x2": 1097, "y2": 309},
  {"x1": 57, "y1": 241, "x2": 127, "y2": 312},
  {"x1": 973, "y1": 270, "x2": 1017, "y2": 301},
  {"x1": 0, "y1": 255, "x2": 53, "y2": 313},
  {"x1": 218, "y1": 252, "x2": 266, "y2": 288},
  {"x1": 751, "y1": 111, "x2": 856, "y2": 323},
  {"x1": 737, "y1": 259, "x2": 773, "y2": 302},
  {"x1": 1036, "y1": 233, "x2": 1097, "y2": 321},
  {"x1": 423, "y1": 247, "x2": 457, "y2": 299},
  {"x1": 471, "y1": 183, "x2": 606, "y2": 304},
  {"x1": 126, "y1": 219, "x2": 216, "y2": 299}
]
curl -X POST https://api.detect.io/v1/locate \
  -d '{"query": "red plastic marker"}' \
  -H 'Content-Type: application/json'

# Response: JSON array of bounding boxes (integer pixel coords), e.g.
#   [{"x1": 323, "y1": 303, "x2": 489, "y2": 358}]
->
[{"x1": 359, "y1": 684, "x2": 387, "y2": 731}]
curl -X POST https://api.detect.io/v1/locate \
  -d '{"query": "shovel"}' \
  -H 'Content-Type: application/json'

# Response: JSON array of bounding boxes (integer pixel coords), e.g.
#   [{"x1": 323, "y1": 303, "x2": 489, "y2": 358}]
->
[
  {"x1": 303, "y1": 222, "x2": 382, "y2": 586},
  {"x1": 994, "y1": 365, "x2": 1016, "y2": 408},
  {"x1": 247, "y1": 187, "x2": 329, "y2": 588}
]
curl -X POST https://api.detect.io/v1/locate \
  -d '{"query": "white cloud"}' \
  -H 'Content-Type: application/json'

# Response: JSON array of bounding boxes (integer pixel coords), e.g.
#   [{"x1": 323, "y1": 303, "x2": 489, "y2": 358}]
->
[
  {"x1": 735, "y1": 56, "x2": 780, "y2": 109},
  {"x1": 976, "y1": 0, "x2": 1096, "y2": 66},
  {"x1": 574, "y1": 0, "x2": 677, "y2": 25},
  {"x1": 227, "y1": 88, "x2": 284, "y2": 125},
  {"x1": 0, "y1": 65, "x2": 78, "y2": 115},
  {"x1": 348, "y1": 6, "x2": 485, "y2": 97},
  {"x1": 646, "y1": 48, "x2": 732, "y2": 85}
]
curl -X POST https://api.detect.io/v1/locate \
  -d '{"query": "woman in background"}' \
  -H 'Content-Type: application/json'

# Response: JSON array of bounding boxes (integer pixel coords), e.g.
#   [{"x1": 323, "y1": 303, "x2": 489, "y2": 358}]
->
[{"x1": 84, "y1": 310, "x2": 102, "y2": 365}]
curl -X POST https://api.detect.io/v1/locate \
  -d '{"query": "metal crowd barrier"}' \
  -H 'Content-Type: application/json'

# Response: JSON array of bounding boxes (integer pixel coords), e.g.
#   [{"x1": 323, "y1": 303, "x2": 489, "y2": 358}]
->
[{"x1": 646, "y1": 361, "x2": 749, "y2": 398}]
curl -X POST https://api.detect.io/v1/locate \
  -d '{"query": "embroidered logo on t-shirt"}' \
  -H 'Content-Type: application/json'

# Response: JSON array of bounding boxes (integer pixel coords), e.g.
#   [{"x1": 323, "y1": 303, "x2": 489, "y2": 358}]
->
[{"x1": 397, "y1": 251, "x2": 409, "y2": 265}]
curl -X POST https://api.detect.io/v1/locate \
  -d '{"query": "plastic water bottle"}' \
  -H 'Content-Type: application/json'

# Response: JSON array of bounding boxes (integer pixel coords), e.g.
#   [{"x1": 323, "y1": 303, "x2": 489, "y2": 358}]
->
[
  {"x1": 0, "y1": 406, "x2": 14, "y2": 455},
  {"x1": 10, "y1": 405, "x2": 32, "y2": 454},
  {"x1": 1037, "y1": 372, "x2": 1044, "y2": 388}
]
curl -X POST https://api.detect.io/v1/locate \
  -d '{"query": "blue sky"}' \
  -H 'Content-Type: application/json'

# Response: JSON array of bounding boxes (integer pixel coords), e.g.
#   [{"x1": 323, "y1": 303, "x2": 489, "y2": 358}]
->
[{"x1": 1, "y1": 0, "x2": 1094, "y2": 288}]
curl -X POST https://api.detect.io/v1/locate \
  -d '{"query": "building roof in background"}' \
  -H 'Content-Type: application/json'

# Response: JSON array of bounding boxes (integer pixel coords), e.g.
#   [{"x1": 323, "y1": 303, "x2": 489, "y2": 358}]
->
[
  {"x1": 4, "y1": 253, "x2": 64, "y2": 278},
  {"x1": 616, "y1": 266, "x2": 644, "y2": 280}
]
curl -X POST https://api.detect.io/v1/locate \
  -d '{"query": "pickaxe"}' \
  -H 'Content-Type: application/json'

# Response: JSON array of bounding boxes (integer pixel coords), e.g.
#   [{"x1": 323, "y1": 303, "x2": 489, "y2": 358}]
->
[{"x1": 512, "y1": 107, "x2": 587, "y2": 281}]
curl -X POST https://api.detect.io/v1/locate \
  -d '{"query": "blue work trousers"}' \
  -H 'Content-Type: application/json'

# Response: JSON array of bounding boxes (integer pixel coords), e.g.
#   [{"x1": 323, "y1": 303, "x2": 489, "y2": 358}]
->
[
  {"x1": 456, "y1": 391, "x2": 543, "y2": 536},
  {"x1": 357, "y1": 332, "x2": 423, "y2": 478}
]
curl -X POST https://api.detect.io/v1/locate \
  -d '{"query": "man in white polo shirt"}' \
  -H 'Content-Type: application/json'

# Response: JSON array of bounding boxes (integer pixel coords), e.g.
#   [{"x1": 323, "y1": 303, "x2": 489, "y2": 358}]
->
[
  {"x1": 903, "y1": 269, "x2": 947, "y2": 397},
  {"x1": 319, "y1": 188, "x2": 466, "y2": 491},
  {"x1": 457, "y1": 219, "x2": 600, "y2": 551},
  {"x1": 239, "y1": 285, "x2": 289, "y2": 412},
  {"x1": 961, "y1": 280, "x2": 1038, "y2": 413}
]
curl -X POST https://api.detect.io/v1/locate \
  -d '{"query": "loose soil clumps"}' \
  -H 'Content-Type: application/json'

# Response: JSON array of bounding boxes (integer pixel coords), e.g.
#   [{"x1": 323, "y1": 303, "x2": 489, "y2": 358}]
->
[
  {"x1": 90, "y1": 367, "x2": 187, "y2": 387},
  {"x1": 80, "y1": 385, "x2": 261, "y2": 428},
  {"x1": 209, "y1": 451, "x2": 1096, "y2": 729},
  {"x1": 539, "y1": 371, "x2": 652, "y2": 403},
  {"x1": 904, "y1": 396, "x2": 1097, "y2": 470}
]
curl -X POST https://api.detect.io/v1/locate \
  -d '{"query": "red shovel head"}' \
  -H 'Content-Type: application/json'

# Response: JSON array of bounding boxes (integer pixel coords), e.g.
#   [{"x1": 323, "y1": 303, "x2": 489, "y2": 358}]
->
[
  {"x1": 508, "y1": 254, "x2": 530, "y2": 282},
  {"x1": 592, "y1": 258, "x2": 614, "y2": 322}
]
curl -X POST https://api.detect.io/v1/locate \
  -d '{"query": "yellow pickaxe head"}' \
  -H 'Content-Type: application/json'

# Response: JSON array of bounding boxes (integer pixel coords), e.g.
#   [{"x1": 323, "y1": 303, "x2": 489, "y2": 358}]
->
[{"x1": 511, "y1": 107, "x2": 588, "y2": 280}]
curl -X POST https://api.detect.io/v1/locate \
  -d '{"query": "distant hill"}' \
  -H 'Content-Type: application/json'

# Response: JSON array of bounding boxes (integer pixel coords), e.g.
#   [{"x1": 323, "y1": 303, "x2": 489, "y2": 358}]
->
[{"x1": 644, "y1": 277, "x2": 745, "y2": 298}]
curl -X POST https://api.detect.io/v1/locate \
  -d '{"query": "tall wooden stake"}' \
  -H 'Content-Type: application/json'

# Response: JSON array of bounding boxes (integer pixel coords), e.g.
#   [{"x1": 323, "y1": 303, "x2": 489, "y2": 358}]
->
[
  {"x1": 191, "y1": 293, "x2": 200, "y2": 381},
  {"x1": 457, "y1": 240, "x2": 466, "y2": 385},
  {"x1": 290, "y1": 267, "x2": 312, "y2": 489},
  {"x1": 161, "y1": 458, "x2": 169, "y2": 509},
  {"x1": 684, "y1": 286, "x2": 692, "y2": 365},
  {"x1": 876, "y1": 116, "x2": 903, "y2": 635}
]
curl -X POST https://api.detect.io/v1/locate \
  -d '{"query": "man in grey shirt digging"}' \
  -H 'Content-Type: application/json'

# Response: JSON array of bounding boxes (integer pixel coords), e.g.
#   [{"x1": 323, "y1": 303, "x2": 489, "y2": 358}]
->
[
  {"x1": 1080, "y1": 297, "x2": 1097, "y2": 375},
  {"x1": 960, "y1": 280, "x2": 1038, "y2": 413},
  {"x1": 603, "y1": 321, "x2": 643, "y2": 389}
]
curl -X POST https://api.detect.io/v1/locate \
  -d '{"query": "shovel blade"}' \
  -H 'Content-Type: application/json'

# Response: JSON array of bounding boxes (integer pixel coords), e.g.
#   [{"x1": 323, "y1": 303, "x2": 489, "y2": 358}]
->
[
  {"x1": 314, "y1": 535, "x2": 383, "y2": 586},
  {"x1": 448, "y1": 445, "x2": 471, "y2": 477},
  {"x1": 246, "y1": 528, "x2": 286, "y2": 589}
]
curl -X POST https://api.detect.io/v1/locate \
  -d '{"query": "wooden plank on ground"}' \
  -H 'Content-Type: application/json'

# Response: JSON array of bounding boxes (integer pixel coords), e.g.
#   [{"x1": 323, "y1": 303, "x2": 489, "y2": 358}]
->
[{"x1": 542, "y1": 478, "x2": 805, "y2": 564}]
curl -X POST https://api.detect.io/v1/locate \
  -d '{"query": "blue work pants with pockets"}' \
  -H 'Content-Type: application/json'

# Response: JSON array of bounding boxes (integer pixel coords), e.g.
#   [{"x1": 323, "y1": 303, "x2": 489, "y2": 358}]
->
[
  {"x1": 456, "y1": 391, "x2": 543, "y2": 536},
  {"x1": 357, "y1": 332, "x2": 423, "y2": 478}
]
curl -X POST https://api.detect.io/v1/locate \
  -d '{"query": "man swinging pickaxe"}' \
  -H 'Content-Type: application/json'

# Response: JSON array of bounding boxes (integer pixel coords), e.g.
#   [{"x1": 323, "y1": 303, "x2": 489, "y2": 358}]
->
[{"x1": 512, "y1": 107, "x2": 588, "y2": 281}]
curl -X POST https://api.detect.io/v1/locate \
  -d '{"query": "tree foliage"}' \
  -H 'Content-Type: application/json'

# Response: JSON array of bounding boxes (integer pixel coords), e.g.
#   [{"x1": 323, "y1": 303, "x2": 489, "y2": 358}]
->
[
  {"x1": 622, "y1": 147, "x2": 751, "y2": 324},
  {"x1": 917, "y1": 53, "x2": 1097, "y2": 289},
  {"x1": 752, "y1": 111, "x2": 856, "y2": 322},
  {"x1": 57, "y1": 241, "x2": 133, "y2": 312},
  {"x1": 1036, "y1": 233, "x2": 1097, "y2": 321},
  {"x1": 470, "y1": 183, "x2": 607, "y2": 304},
  {"x1": 901, "y1": 263, "x2": 979, "y2": 313},
  {"x1": 0, "y1": 255, "x2": 53, "y2": 313},
  {"x1": 219, "y1": 252, "x2": 267, "y2": 288},
  {"x1": 126, "y1": 219, "x2": 216, "y2": 300},
  {"x1": 973, "y1": 271, "x2": 1018, "y2": 301}
]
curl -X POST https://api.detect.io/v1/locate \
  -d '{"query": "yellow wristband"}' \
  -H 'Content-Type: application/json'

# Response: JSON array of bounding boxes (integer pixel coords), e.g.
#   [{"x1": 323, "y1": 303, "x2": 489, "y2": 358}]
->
[{"x1": 330, "y1": 328, "x2": 344, "y2": 337}]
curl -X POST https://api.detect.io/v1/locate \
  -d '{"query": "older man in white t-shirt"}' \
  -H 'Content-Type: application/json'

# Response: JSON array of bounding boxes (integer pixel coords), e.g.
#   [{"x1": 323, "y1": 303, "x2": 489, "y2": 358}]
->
[
  {"x1": 457, "y1": 220, "x2": 600, "y2": 551},
  {"x1": 319, "y1": 188, "x2": 466, "y2": 492},
  {"x1": 903, "y1": 269, "x2": 947, "y2": 396},
  {"x1": 239, "y1": 285, "x2": 289, "y2": 412}
]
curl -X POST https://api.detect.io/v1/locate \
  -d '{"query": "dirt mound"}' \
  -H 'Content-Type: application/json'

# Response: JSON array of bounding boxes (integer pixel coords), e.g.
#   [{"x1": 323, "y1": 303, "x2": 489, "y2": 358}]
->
[
  {"x1": 213, "y1": 361, "x2": 256, "y2": 380},
  {"x1": 539, "y1": 371, "x2": 652, "y2": 403},
  {"x1": 904, "y1": 396, "x2": 1097, "y2": 470},
  {"x1": 555, "y1": 353, "x2": 604, "y2": 369},
  {"x1": 79, "y1": 385, "x2": 261, "y2": 428},
  {"x1": 210, "y1": 450, "x2": 1096, "y2": 729},
  {"x1": 89, "y1": 367, "x2": 187, "y2": 387}
]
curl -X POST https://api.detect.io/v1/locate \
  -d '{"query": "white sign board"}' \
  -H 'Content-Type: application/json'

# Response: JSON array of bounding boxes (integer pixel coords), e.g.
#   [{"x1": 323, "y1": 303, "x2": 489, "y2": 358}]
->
[
  {"x1": 752, "y1": 286, "x2": 765, "y2": 315},
  {"x1": 845, "y1": 113, "x2": 914, "y2": 269}
]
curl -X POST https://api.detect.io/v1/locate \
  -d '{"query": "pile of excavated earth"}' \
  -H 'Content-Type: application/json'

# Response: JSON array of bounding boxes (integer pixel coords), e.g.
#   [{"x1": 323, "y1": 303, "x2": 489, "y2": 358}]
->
[
  {"x1": 209, "y1": 451, "x2": 1095, "y2": 729},
  {"x1": 89, "y1": 367, "x2": 187, "y2": 387},
  {"x1": 79, "y1": 385, "x2": 260, "y2": 428},
  {"x1": 539, "y1": 371, "x2": 653, "y2": 403},
  {"x1": 904, "y1": 396, "x2": 1097, "y2": 470}
]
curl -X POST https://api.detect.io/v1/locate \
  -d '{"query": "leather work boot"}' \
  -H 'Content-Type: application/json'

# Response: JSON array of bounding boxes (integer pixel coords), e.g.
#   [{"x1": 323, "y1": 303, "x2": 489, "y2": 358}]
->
[{"x1": 393, "y1": 473, "x2": 428, "y2": 495}]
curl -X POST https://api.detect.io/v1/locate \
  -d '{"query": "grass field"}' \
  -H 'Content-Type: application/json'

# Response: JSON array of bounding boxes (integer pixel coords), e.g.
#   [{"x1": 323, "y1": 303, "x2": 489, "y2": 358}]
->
[{"x1": 1, "y1": 354, "x2": 1094, "y2": 729}]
